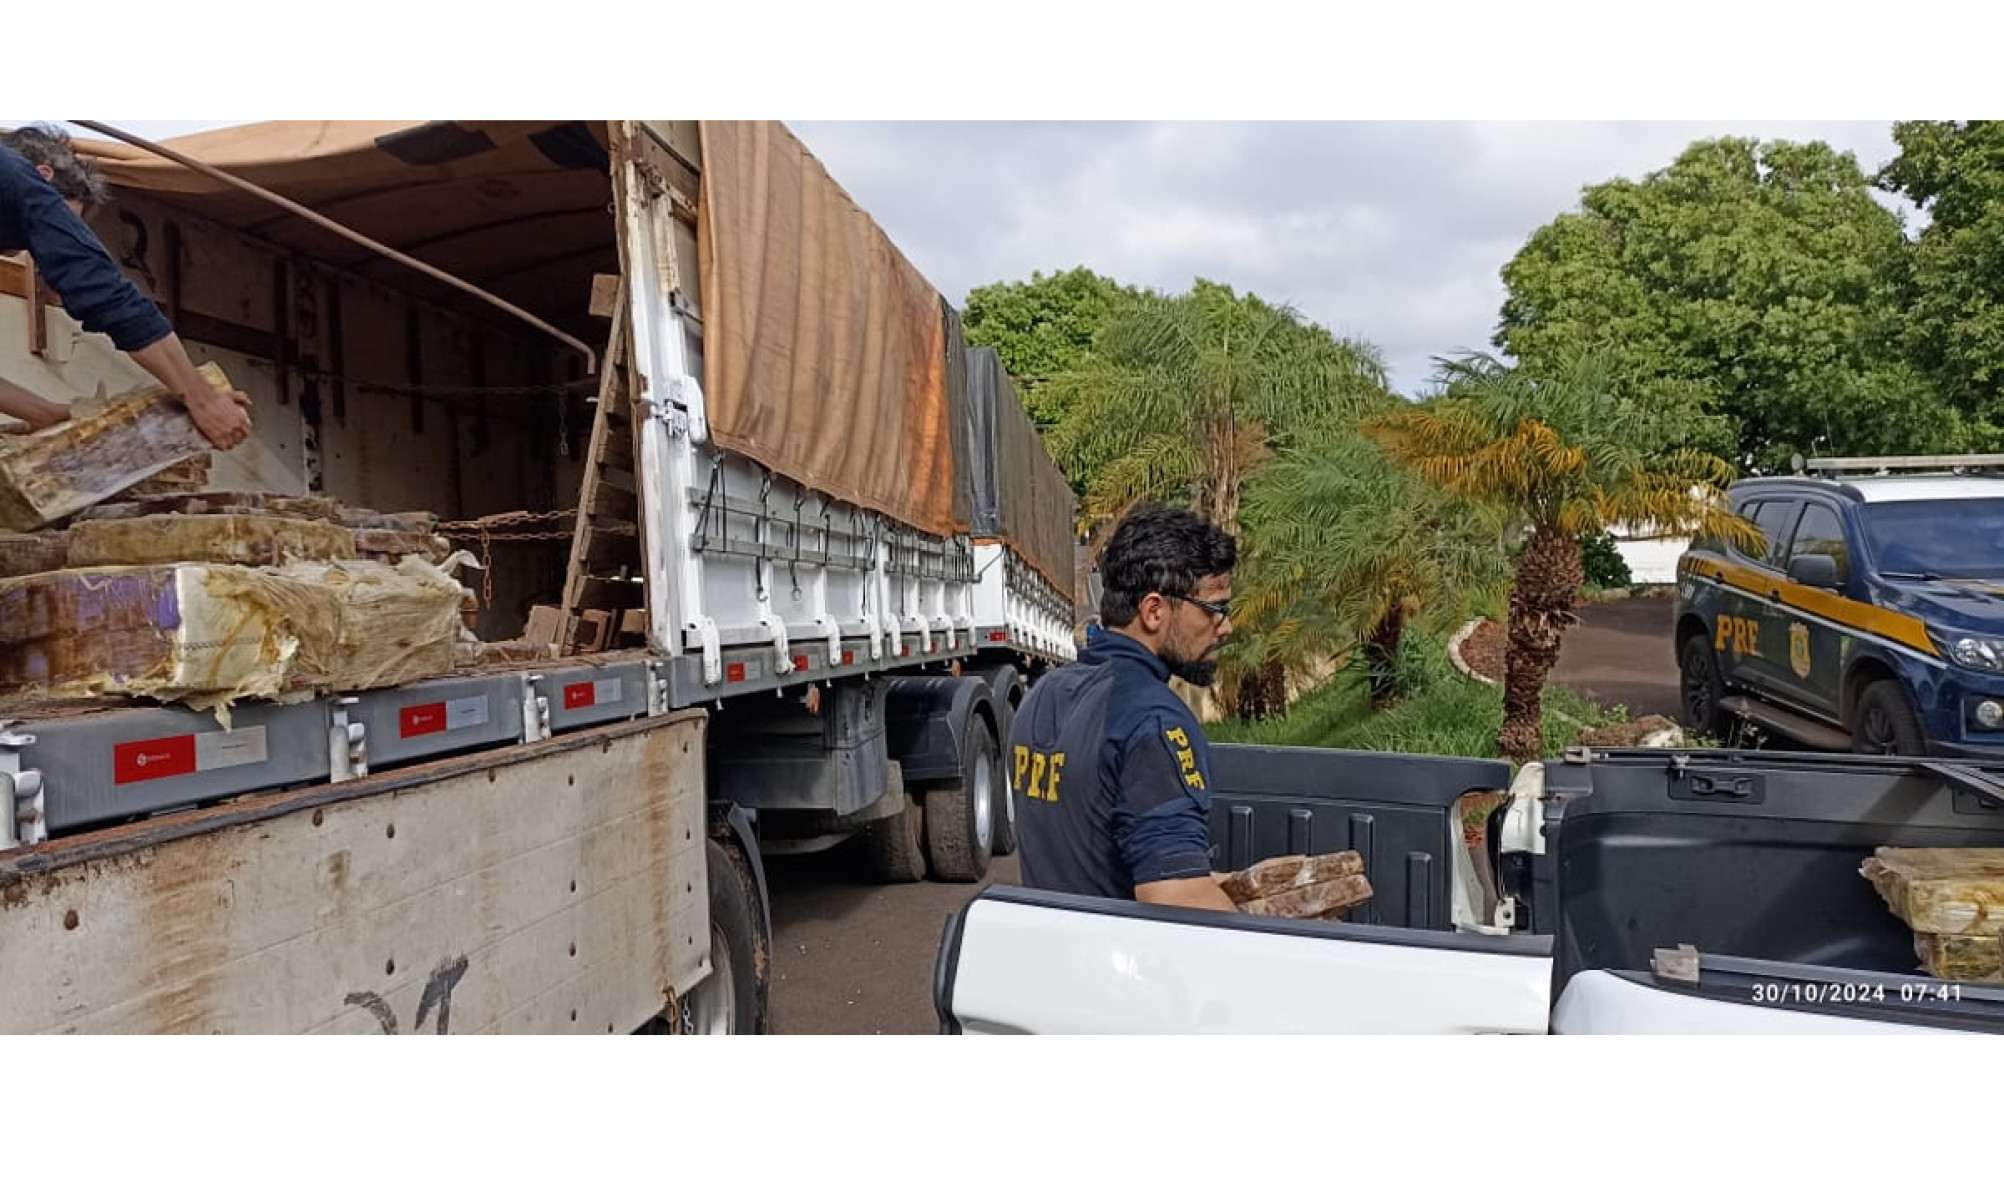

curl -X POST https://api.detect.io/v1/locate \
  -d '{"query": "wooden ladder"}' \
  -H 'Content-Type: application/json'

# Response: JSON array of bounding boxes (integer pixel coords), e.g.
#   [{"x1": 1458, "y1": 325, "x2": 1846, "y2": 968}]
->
[{"x1": 557, "y1": 286, "x2": 648, "y2": 653}]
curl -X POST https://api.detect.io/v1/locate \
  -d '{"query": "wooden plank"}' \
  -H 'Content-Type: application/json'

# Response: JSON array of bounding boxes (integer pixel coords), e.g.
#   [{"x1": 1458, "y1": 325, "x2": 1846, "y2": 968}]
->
[
  {"x1": 583, "y1": 533, "x2": 639, "y2": 577},
  {"x1": 24, "y1": 254, "x2": 46, "y2": 357},
  {"x1": 574, "y1": 609, "x2": 614, "y2": 653},
  {"x1": 522, "y1": 604, "x2": 566, "y2": 648},
  {"x1": 558, "y1": 280, "x2": 633, "y2": 651},
  {"x1": 585, "y1": 487, "x2": 638, "y2": 524},
  {"x1": 574, "y1": 575, "x2": 644, "y2": 612},
  {"x1": 588, "y1": 273, "x2": 622, "y2": 319},
  {"x1": 0, "y1": 714, "x2": 709, "y2": 1033}
]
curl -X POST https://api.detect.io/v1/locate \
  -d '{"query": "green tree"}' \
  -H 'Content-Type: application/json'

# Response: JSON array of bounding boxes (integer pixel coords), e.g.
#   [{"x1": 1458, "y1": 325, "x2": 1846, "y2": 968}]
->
[
  {"x1": 962, "y1": 267, "x2": 1144, "y2": 426},
  {"x1": 1498, "y1": 137, "x2": 1961, "y2": 473},
  {"x1": 1040, "y1": 279, "x2": 1392, "y2": 719},
  {"x1": 1040, "y1": 280, "x2": 1390, "y2": 537},
  {"x1": 1368, "y1": 349, "x2": 1753, "y2": 761},
  {"x1": 1235, "y1": 432, "x2": 1507, "y2": 708},
  {"x1": 1879, "y1": 121, "x2": 2004, "y2": 438}
]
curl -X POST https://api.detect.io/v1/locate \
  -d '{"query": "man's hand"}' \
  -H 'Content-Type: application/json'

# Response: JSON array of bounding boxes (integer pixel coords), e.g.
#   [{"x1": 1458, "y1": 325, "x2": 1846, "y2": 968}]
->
[
  {"x1": 128, "y1": 333, "x2": 253, "y2": 451},
  {"x1": 182, "y1": 379, "x2": 253, "y2": 451}
]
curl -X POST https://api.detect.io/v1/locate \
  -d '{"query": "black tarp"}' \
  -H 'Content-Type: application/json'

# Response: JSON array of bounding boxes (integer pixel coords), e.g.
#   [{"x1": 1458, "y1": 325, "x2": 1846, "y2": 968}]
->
[{"x1": 962, "y1": 343, "x2": 1075, "y2": 599}]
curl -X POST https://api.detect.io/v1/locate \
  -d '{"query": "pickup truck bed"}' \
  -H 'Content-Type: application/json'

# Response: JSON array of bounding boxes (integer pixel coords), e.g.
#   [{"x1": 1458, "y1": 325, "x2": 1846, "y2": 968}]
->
[{"x1": 937, "y1": 745, "x2": 2004, "y2": 1034}]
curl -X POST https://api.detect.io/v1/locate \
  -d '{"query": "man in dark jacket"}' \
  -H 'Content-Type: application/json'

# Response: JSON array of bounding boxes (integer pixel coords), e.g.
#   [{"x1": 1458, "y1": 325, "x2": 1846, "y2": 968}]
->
[
  {"x1": 1009, "y1": 503, "x2": 1240, "y2": 911},
  {"x1": 0, "y1": 124, "x2": 250, "y2": 448}
]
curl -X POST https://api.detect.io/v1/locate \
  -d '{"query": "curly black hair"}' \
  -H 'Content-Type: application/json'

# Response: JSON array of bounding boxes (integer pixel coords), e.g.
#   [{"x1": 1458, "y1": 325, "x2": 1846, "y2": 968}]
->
[
  {"x1": 1097, "y1": 503, "x2": 1237, "y2": 628},
  {"x1": 2, "y1": 124, "x2": 110, "y2": 210}
]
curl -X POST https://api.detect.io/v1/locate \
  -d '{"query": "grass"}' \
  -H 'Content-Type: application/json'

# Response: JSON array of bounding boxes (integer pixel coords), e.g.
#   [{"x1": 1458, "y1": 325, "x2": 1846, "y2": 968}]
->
[{"x1": 1207, "y1": 633, "x2": 1617, "y2": 762}]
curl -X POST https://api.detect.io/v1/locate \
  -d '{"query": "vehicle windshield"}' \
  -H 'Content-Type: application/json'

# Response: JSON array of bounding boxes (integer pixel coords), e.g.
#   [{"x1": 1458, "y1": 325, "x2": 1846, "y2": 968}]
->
[{"x1": 1861, "y1": 499, "x2": 2004, "y2": 579}]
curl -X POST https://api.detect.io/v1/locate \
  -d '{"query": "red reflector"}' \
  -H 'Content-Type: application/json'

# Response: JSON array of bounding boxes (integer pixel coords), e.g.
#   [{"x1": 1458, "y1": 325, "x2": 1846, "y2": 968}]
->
[
  {"x1": 725, "y1": 662, "x2": 747, "y2": 683},
  {"x1": 115, "y1": 734, "x2": 196, "y2": 785},
  {"x1": 400, "y1": 702, "x2": 447, "y2": 738},
  {"x1": 841, "y1": 650, "x2": 855, "y2": 666},
  {"x1": 988, "y1": 631, "x2": 1008, "y2": 643},
  {"x1": 563, "y1": 682, "x2": 596, "y2": 710},
  {"x1": 792, "y1": 655, "x2": 809, "y2": 673}
]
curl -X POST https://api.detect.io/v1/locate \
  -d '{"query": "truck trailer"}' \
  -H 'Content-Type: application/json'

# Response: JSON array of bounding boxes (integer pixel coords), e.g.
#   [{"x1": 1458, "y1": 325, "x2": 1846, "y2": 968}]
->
[{"x1": 0, "y1": 119, "x2": 1078, "y2": 1033}]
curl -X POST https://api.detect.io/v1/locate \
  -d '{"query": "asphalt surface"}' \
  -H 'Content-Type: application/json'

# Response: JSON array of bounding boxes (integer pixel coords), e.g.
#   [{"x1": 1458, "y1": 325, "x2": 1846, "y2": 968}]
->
[
  {"x1": 765, "y1": 842, "x2": 1019, "y2": 1035},
  {"x1": 1550, "y1": 594, "x2": 1681, "y2": 719}
]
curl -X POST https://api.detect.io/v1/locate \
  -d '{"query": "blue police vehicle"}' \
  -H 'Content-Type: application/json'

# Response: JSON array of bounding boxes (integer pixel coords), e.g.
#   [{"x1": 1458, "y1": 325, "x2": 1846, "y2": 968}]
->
[{"x1": 1676, "y1": 454, "x2": 2004, "y2": 758}]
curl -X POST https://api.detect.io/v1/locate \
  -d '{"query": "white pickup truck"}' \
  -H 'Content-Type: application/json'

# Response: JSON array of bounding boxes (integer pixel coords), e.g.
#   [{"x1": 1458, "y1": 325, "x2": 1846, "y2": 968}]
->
[{"x1": 935, "y1": 744, "x2": 2004, "y2": 1034}]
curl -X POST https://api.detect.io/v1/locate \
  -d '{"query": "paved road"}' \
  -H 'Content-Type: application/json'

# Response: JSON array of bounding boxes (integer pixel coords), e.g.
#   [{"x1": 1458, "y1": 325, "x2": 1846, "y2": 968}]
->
[
  {"x1": 1551, "y1": 594, "x2": 1681, "y2": 720},
  {"x1": 766, "y1": 843, "x2": 1019, "y2": 1034}
]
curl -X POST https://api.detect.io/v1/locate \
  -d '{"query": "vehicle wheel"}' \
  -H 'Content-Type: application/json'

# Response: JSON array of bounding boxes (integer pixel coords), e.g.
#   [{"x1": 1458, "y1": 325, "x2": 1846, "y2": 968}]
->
[
  {"x1": 922, "y1": 719, "x2": 998, "y2": 882},
  {"x1": 860, "y1": 788, "x2": 927, "y2": 884},
  {"x1": 989, "y1": 695, "x2": 1019, "y2": 857},
  {"x1": 1852, "y1": 680, "x2": 1927, "y2": 756},
  {"x1": 1679, "y1": 634, "x2": 1731, "y2": 738},
  {"x1": 681, "y1": 838, "x2": 768, "y2": 1034}
]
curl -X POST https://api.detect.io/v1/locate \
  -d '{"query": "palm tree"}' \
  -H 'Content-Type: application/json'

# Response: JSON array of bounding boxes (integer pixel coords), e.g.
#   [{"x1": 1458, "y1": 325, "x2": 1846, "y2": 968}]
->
[
  {"x1": 1038, "y1": 282, "x2": 1391, "y2": 720},
  {"x1": 1041, "y1": 281, "x2": 1389, "y2": 538},
  {"x1": 1367, "y1": 349, "x2": 1753, "y2": 760},
  {"x1": 1235, "y1": 432, "x2": 1508, "y2": 708}
]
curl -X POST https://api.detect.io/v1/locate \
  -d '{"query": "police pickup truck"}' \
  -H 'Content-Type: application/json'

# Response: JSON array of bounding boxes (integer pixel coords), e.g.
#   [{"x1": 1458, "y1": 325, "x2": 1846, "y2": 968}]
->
[{"x1": 1675, "y1": 455, "x2": 2004, "y2": 758}]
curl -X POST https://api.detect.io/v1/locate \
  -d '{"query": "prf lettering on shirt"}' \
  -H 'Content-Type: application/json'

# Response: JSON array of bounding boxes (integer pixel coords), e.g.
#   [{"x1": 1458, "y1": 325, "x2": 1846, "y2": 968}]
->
[
  {"x1": 1164, "y1": 726, "x2": 1205, "y2": 790},
  {"x1": 1014, "y1": 745, "x2": 1066, "y2": 802}
]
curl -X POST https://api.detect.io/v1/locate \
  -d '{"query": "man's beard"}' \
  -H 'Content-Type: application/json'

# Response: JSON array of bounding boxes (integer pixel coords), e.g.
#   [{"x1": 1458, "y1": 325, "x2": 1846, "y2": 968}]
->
[{"x1": 1161, "y1": 644, "x2": 1219, "y2": 687}]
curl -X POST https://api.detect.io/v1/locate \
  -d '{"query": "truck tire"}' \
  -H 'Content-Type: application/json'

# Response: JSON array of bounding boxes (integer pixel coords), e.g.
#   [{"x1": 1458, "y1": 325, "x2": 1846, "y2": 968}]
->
[
  {"x1": 989, "y1": 691, "x2": 1020, "y2": 857},
  {"x1": 684, "y1": 838, "x2": 768, "y2": 1034},
  {"x1": 1678, "y1": 634, "x2": 1730, "y2": 738},
  {"x1": 923, "y1": 719, "x2": 998, "y2": 882},
  {"x1": 1852, "y1": 680, "x2": 1927, "y2": 757},
  {"x1": 860, "y1": 789, "x2": 928, "y2": 884}
]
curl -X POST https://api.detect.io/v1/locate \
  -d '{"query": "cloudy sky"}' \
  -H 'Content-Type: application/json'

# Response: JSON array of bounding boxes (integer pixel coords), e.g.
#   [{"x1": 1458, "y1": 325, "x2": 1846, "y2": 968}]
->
[
  {"x1": 792, "y1": 121, "x2": 1910, "y2": 395},
  {"x1": 43, "y1": 119, "x2": 1911, "y2": 395}
]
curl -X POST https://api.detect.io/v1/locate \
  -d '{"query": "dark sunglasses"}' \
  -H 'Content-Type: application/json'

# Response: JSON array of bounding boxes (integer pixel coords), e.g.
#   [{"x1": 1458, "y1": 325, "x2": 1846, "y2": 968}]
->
[{"x1": 1167, "y1": 594, "x2": 1231, "y2": 623}]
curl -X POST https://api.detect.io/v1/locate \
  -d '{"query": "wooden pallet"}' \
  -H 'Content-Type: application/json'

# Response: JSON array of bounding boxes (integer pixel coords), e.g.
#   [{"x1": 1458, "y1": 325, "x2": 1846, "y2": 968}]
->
[{"x1": 556, "y1": 284, "x2": 647, "y2": 654}]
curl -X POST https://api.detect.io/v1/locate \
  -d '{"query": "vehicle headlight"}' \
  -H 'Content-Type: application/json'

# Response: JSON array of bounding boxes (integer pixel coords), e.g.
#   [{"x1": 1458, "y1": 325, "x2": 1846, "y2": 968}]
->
[{"x1": 1936, "y1": 630, "x2": 2004, "y2": 673}]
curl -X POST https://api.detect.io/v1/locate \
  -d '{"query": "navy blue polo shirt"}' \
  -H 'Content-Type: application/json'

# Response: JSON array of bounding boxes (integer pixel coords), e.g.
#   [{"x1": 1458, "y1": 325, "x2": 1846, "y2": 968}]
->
[
  {"x1": 1009, "y1": 628, "x2": 1217, "y2": 899},
  {"x1": 1, "y1": 145, "x2": 170, "y2": 352}
]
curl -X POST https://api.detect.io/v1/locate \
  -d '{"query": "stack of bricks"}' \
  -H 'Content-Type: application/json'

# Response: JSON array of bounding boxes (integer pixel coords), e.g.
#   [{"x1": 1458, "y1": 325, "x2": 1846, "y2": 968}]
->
[
  {"x1": 0, "y1": 364, "x2": 473, "y2": 706},
  {"x1": 1219, "y1": 850, "x2": 1374, "y2": 920},
  {"x1": 1862, "y1": 847, "x2": 2004, "y2": 980}
]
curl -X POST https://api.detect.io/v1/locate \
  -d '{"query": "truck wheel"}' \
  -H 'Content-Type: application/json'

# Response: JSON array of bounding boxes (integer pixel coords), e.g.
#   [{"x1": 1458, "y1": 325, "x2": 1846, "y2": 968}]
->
[
  {"x1": 922, "y1": 719, "x2": 998, "y2": 882},
  {"x1": 860, "y1": 789, "x2": 928, "y2": 884},
  {"x1": 1852, "y1": 681, "x2": 1926, "y2": 756},
  {"x1": 1678, "y1": 634, "x2": 1730, "y2": 738},
  {"x1": 989, "y1": 695, "x2": 1019, "y2": 857},
  {"x1": 684, "y1": 838, "x2": 768, "y2": 1034}
]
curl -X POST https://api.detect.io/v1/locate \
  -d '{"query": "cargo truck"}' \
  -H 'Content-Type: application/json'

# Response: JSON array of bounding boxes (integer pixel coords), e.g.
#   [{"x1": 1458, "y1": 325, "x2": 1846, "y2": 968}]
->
[{"x1": 0, "y1": 119, "x2": 1077, "y2": 1033}]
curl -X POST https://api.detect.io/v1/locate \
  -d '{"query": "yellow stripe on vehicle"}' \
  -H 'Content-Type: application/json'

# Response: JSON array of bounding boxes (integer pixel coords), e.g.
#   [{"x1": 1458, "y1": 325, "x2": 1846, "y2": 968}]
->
[{"x1": 1680, "y1": 551, "x2": 1935, "y2": 656}]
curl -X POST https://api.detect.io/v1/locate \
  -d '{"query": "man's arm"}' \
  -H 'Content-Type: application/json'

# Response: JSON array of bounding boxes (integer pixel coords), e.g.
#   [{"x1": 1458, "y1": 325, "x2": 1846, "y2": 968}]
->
[
  {"x1": 1115, "y1": 715, "x2": 1237, "y2": 912},
  {"x1": 127, "y1": 334, "x2": 253, "y2": 450},
  {"x1": 0, "y1": 376, "x2": 70, "y2": 430},
  {"x1": 1135, "y1": 875, "x2": 1238, "y2": 912},
  {"x1": 5, "y1": 154, "x2": 250, "y2": 450}
]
